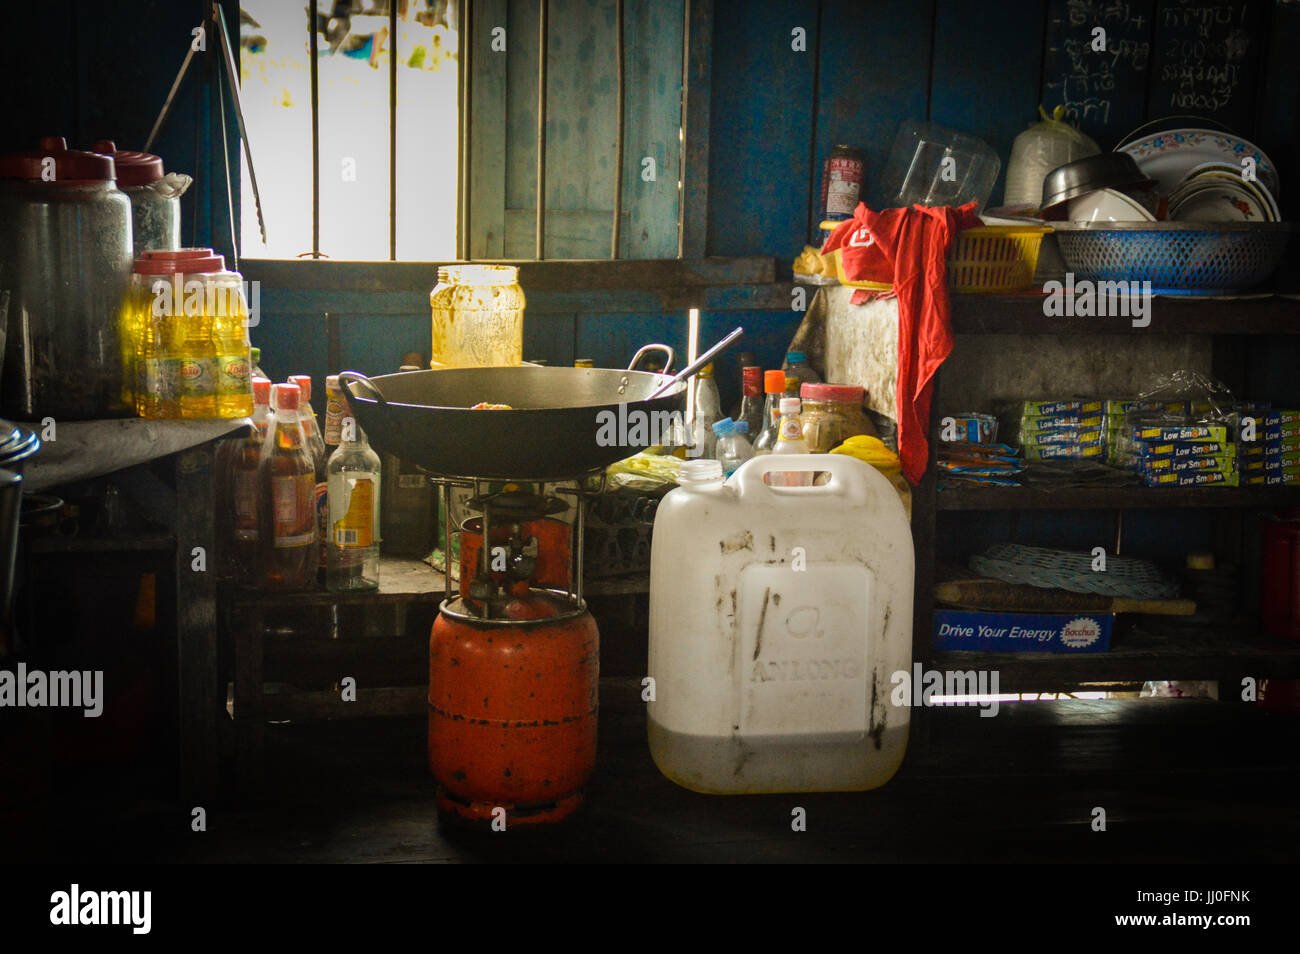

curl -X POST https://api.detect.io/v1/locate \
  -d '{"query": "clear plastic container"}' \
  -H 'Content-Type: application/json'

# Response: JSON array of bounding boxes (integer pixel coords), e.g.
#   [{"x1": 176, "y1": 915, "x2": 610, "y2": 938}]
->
[
  {"x1": 782, "y1": 351, "x2": 821, "y2": 386},
  {"x1": 880, "y1": 120, "x2": 1001, "y2": 212},
  {"x1": 648, "y1": 454, "x2": 914, "y2": 793},
  {"x1": 429, "y1": 264, "x2": 525, "y2": 368},
  {"x1": 711, "y1": 417, "x2": 754, "y2": 477}
]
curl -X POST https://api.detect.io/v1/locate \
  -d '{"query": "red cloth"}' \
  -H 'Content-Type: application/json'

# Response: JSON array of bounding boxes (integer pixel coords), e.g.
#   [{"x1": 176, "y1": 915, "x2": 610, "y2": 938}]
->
[{"x1": 822, "y1": 202, "x2": 980, "y2": 485}]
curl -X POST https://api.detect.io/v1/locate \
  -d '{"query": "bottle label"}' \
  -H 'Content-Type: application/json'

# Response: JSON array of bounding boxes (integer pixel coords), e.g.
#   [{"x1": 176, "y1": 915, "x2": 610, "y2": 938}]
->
[
  {"x1": 333, "y1": 477, "x2": 375, "y2": 548},
  {"x1": 141, "y1": 358, "x2": 177, "y2": 401},
  {"x1": 217, "y1": 353, "x2": 251, "y2": 397},
  {"x1": 272, "y1": 474, "x2": 316, "y2": 547},
  {"x1": 178, "y1": 358, "x2": 218, "y2": 399},
  {"x1": 233, "y1": 469, "x2": 259, "y2": 541},
  {"x1": 780, "y1": 417, "x2": 803, "y2": 440},
  {"x1": 324, "y1": 390, "x2": 347, "y2": 445},
  {"x1": 316, "y1": 482, "x2": 329, "y2": 567}
]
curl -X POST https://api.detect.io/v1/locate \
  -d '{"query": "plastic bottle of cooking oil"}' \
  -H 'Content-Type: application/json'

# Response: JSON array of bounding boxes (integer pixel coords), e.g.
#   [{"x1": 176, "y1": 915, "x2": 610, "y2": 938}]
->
[
  {"x1": 212, "y1": 272, "x2": 253, "y2": 417},
  {"x1": 135, "y1": 279, "x2": 178, "y2": 419},
  {"x1": 326, "y1": 415, "x2": 382, "y2": 592},
  {"x1": 259, "y1": 383, "x2": 319, "y2": 589},
  {"x1": 176, "y1": 279, "x2": 218, "y2": 420}
]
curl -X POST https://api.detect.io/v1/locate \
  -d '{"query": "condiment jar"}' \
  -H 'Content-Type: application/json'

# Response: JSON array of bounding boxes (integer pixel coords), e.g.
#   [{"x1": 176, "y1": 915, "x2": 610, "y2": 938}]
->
[
  {"x1": 800, "y1": 383, "x2": 874, "y2": 453},
  {"x1": 0, "y1": 137, "x2": 133, "y2": 419},
  {"x1": 93, "y1": 141, "x2": 188, "y2": 255},
  {"x1": 429, "y1": 265, "x2": 525, "y2": 368}
]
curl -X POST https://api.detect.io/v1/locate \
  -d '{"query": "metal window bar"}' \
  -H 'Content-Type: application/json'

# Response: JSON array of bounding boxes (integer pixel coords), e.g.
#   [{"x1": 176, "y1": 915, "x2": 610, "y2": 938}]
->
[
  {"x1": 389, "y1": 1, "x2": 398, "y2": 261},
  {"x1": 309, "y1": 6, "x2": 320, "y2": 259},
  {"x1": 611, "y1": 0, "x2": 625, "y2": 259},
  {"x1": 458, "y1": 0, "x2": 473, "y2": 260},
  {"x1": 535, "y1": 0, "x2": 549, "y2": 260}
]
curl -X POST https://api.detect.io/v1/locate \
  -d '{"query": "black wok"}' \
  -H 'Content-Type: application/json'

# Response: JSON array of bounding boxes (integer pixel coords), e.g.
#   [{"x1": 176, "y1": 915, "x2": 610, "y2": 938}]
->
[{"x1": 339, "y1": 360, "x2": 688, "y2": 480}]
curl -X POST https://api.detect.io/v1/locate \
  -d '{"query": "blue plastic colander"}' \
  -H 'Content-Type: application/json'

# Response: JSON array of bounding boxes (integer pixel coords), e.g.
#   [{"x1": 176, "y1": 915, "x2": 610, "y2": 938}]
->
[{"x1": 1054, "y1": 223, "x2": 1292, "y2": 295}]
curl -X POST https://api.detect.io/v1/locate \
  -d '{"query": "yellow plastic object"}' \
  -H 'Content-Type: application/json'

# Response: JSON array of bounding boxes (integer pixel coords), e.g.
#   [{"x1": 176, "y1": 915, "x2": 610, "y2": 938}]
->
[
  {"x1": 816, "y1": 221, "x2": 1051, "y2": 293},
  {"x1": 830, "y1": 435, "x2": 911, "y2": 517}
]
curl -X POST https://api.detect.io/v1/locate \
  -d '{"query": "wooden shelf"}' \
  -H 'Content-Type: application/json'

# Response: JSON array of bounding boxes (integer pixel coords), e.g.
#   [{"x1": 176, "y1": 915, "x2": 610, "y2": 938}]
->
[
  {"x1": 950, "y1": 293, "x2": 1300, "y2": 335},
  {"x1": 931, "y1": 621, "x2": 1300, "y2": 686},
  {"x1": 937, "y1": 485, "x2": 1300, "y2": 511}
]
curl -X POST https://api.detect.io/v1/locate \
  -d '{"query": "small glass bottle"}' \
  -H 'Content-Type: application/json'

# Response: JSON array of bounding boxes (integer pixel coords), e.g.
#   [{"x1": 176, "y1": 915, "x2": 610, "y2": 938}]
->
[
  {"x1": 326, "y1": 415, "x2": 382, "y2": 592},
  {"x1": 290, "y1": 374, "x2": 329, "y2": 573},
  {"x1": 689, "y1": 362, "x2": 723, "y2": 459},
  {"x1": 753, "y1": 370, "x2": 787, "y2": 454},
  {"x1": 783, "y1": 350, "x2": 822, "y2": 387},
  {"x1": 249, "y1": 346, "x2": 266, "y2": 381},
  {"x1": 259, "y1": 383, "x2": 319, "y2": 590},
  {"x1": 218, "y1": 377, "x2": 272, "y2": 583},
  {"x1": 771, "y1": 396, "x2": 812, "y2": 487},
  {"x1": 735, "y1": 366, "x2": 765, "y2": 437}
]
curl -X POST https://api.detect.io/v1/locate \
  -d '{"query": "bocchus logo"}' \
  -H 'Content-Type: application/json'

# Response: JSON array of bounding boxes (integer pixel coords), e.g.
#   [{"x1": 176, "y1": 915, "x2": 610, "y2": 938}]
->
[{"x1": 1060, "y1": 616, "x2": 1102, "y2": 649}]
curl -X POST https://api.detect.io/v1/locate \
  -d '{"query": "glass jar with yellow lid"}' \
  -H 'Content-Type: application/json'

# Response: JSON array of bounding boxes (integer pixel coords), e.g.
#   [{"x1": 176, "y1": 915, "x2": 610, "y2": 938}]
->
[{"x1": 429, "y1": 265, "x2": 525, "y2": 368}]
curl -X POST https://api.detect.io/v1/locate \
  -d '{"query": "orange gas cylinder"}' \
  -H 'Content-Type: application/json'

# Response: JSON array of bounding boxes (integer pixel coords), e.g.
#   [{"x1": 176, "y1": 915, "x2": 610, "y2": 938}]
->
[
  {"x1": 458, "y1": 516, "x2": 572, "y2": 600},
  {"x1": 428, "y1": 594, "x2": 599, "y2": 826}
]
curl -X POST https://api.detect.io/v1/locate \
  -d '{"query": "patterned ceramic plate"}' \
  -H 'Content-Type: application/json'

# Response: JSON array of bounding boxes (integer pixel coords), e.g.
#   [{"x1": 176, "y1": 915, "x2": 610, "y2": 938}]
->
[{"x1": 1119, "y1": 129, "x2": 1280, "y2": 200}]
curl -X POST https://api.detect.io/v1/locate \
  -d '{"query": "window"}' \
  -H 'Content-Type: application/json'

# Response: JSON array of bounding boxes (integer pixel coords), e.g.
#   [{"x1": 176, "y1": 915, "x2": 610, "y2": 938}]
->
[{"x1": 238, "y1": 0, "x2": 697, "y2": 263}]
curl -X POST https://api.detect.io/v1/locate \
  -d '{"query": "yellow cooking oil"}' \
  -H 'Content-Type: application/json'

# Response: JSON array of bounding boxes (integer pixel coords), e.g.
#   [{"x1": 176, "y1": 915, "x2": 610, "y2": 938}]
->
[
  {"x1": 212, "y1": 274, "x2": 253, "y2": 418},
  {"x1": 175, "y1": 279, "x2": 218, "y2": 419}
]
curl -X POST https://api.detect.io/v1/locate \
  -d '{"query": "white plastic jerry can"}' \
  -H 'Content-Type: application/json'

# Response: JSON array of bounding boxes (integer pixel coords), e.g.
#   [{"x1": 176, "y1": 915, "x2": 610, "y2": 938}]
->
[{"x1": 647, "y1": 454, "x2": 914, "y2": 794}]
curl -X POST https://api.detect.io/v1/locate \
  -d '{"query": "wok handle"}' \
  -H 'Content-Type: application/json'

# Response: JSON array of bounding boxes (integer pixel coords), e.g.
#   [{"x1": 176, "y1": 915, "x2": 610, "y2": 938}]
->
[
  {"x1": 337, "y1": 370, "x2": 388, "y2": 406},
  {"x1": 648, "y1": 327, "x2": 744, "y2": 399},
  {"x1": 628, "y1": 343, "x2": 674, "y2": 374}
]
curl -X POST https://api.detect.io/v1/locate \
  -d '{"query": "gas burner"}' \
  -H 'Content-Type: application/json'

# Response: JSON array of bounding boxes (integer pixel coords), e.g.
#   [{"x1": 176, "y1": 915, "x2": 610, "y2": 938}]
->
[{"x1": 464, "y1": 489, "x2": 569, "y2": 522}]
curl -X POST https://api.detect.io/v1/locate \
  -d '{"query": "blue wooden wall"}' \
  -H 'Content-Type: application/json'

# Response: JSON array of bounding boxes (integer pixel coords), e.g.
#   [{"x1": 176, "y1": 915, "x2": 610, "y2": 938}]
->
[{"x1": 4, "y1": 0, "x2": 1299, "y2": 410}]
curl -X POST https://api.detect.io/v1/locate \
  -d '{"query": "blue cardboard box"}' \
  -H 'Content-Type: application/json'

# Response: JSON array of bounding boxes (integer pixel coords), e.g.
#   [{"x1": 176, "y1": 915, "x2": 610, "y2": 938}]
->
[{"x1": 934, "y1": 609, "x2": 1113, "y2": 653}]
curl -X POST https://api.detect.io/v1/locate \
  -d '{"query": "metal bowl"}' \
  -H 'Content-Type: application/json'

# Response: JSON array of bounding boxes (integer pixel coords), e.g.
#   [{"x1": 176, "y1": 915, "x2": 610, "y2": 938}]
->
[{"x1": 1041, "y1": 153, "x2": 1155, "y2": 215}]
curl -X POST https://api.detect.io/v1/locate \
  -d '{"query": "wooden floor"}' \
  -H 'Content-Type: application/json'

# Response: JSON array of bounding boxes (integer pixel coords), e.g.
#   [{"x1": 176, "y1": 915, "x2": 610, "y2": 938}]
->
[{"x1": 27, "y1": 679, "x2": 1300, "y2": 863}]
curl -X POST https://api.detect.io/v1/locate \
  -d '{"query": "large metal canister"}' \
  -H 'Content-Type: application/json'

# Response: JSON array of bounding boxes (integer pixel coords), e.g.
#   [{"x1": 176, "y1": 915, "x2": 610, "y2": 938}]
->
[
  {"x1": 0, "y1": 137, "x2": 133, "y2": 420},
  {"x1": 428, "y1": 596, "x2": 599, "y2": 826}
]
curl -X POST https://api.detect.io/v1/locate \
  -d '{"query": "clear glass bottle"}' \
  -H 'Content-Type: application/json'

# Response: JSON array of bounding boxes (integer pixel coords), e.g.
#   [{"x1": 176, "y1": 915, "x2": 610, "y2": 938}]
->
[
  {"x1": 258, "y1": 383, "x2": 319, "y2": 590},
  {"x1": 753, "y1": 370, "x2": 787, "y2": 454},
  {"x1": 322, "y1": 373, "x2": 347, "y2": 452},
  {"x1": 735, "y1": 366, "x2": 765, "y2": 437},
  {"x1": 218, "y1": 377, "x2": 272, "y2": 583},
  {"x1": 326, "y1": 416, "x2": 382, "y2": 592},
  {"x1": 290, "y1": 374, "x2": 329, "y2": 573},
  {"x1": 688, "y1": 363, "x2": 723, "y2": 459},
  {"x1": 250, "y1": 346, "x2": 266, "y2": 381},
  {"x1": 783, "y1": 350, "x2": 822, "y2": 387},
  {"x1": 771, "y1": 396, "x2": 812, "y2": 487}
]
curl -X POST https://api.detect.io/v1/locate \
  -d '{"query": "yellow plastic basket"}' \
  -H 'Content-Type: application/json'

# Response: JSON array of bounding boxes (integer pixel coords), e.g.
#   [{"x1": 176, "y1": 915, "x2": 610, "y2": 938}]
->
[
  {"x1": 947, "y1": 226, "x2": 1051, "y2": 293},
  {"x1": 816, "y1": 222, "x2": 1050, "y2": 294}
]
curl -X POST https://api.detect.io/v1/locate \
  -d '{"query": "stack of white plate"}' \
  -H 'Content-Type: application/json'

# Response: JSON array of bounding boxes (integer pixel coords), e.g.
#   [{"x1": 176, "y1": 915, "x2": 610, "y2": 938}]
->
[{"x1": 1118, "y1": 127, "x2": 1282, "y2": 223}]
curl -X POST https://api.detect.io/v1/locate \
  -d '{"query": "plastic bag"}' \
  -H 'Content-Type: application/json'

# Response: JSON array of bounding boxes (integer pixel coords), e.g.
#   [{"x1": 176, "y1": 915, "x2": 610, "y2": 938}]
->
[{"x1": 1004, "y1": 105, "x2": 1100, "y2": 209}]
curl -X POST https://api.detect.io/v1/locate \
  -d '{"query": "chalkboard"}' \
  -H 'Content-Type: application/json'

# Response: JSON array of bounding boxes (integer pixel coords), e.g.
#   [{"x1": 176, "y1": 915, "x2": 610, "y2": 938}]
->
[
  {"x1": 1041, "y1": 0, "x2": 1157, "y2": 147},
  {"x1": 1148, "y1": 0, "x2": 1265, "y2": 135}
]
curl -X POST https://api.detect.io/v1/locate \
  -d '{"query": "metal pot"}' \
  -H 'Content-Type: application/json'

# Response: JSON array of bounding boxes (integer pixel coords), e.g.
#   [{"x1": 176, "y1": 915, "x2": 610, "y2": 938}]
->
[
  {"x1": 340, "y1": 347, "x2": 687, "y2": 480},
  {"x1": 0, "y1": 137, "x2": 133, "y2": 420}
]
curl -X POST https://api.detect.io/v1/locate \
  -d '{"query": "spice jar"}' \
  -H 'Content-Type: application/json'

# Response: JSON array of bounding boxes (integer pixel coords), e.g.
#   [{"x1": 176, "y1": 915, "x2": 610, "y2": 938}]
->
[
  {"x1": 429, "y1": 265, "x2": 525, "y2": 368},
  {"x1": 800, "y1": 383, "x2": 875, "y2": 453},
  {"x1": 93, "y1": 141, "x2": 190, "y2": 255}
]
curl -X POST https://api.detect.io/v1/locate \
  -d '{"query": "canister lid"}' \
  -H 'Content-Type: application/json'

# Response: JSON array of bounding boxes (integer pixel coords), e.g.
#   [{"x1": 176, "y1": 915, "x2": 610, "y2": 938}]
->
[
  {"x1": 0, "y1": 136, "x2": 116, "y2": 181},
  {"x1": 92, "y1": 140, "x2": 165, "y2": 186},
  {"x1": 132, "y1": 247, "x2": 225, "y2": 274},
  {"x1": 800, "y1": 382, "x2": 864, "y2": 403}
]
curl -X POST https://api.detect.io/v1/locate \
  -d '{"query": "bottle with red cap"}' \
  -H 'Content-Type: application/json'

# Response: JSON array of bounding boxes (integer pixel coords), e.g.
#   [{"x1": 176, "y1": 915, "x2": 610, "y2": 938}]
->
[
  {"x1": 259, "y1": 383, "x2": 319, "y2": 589},
  {"x1": 752, "y1": 370, "x2": 788, "y2": 454},
  {"x1": 735, "y1": 366, "x2": 765, "y2": 437},
  {"x1": 216, "y1": 377, "x2": 273, "y2": 582},
  {"x1": 289, "y1": 375, "x2": 329, "y2": 573}
]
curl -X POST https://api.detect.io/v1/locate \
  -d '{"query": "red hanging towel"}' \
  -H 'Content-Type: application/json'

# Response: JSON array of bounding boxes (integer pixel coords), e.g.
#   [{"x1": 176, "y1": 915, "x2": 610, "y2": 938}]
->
[{"x1": 822, "y1": 201, "x2": 980, "y2": 485}]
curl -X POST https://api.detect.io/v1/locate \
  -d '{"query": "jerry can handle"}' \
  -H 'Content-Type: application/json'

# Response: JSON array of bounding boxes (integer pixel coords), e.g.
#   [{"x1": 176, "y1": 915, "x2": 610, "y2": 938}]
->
[{"x1": 732, "y1": 453, "x2": 884, "y2": 506}]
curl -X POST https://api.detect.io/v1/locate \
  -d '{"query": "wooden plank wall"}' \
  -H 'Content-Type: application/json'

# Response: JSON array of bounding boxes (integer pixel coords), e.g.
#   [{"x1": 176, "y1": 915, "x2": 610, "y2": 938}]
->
[{"x1": 711, "y1": 0, "x2": 1300, "y2": 257}]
